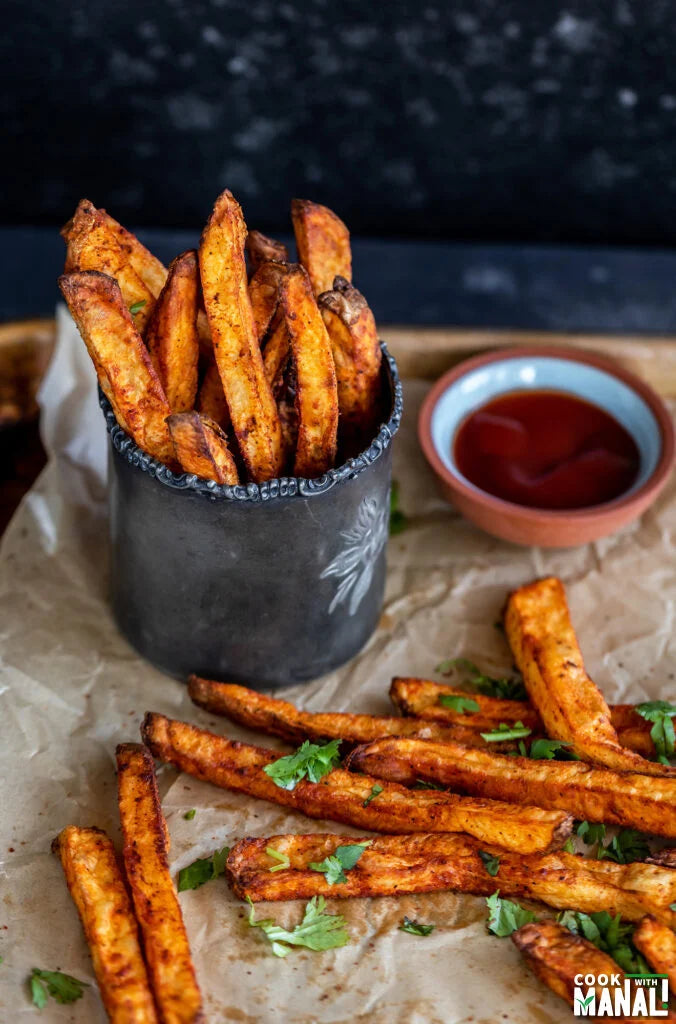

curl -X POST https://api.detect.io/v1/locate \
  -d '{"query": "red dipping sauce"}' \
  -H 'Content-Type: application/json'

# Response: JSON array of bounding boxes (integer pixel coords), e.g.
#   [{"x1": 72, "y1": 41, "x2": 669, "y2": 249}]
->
[{"x1": 453, "y1": 390, "x2": 640, "y2": 510}]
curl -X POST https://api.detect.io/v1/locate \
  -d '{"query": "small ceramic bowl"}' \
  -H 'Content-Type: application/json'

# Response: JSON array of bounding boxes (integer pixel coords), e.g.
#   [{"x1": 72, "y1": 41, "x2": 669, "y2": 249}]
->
[{"x1": 419, "y1": 346, "x2": 675, "y2": 548}]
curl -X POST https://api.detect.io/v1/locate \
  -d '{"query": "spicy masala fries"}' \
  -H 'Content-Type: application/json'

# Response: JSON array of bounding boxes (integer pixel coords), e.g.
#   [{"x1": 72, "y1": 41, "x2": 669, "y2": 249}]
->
[
  {"x1": 199, "y1": 189, "x2": 282, "y2": 482},
  {"x1": 389, "y1": 677, "x2": 656, "y2": 758},
  {"x1": 58, "y1": 271, "x2": 175, "y2": 465},
  {"x1": 346, "y1": 736, "x2": 676, "y2": 838},
  {"x1": 96, "y1": 208, "x2": 168, "y2": 298},
  {"x1": 196, "y1": 362, "x2": 229, "y2": 429},
  {"x1": 633, "y1": 916, "x2": 676, "y2": 995},
  {"x1": 227, "y1": 832, "x2": 676, "y2": 925},
  {"x1": 291, "y1": 198, "x2": 352, "y2": 295},
  {"x1": 248, "y1": 260, "x2": 288, "y2": 341},
  {"x1": 167, "y1": 412, "x2": 238, "y2": 484},
  {"x1": 245, "y1": 229, "x2": 288, "y2": 272},
  {"x1": 53, "y1": 826, "x2": 158, "y2": 1024},
  {"x1": 505, "y1": 577, "x2": 673, "y2": 777},
  {"x1": 145, "y1": 250, "x2": 200, "y2": 414},
  {"x1": 141, "y1": 712, "x2": 573, "y2": 853},
  {"x1": 116, "y1": 744, "x2": 204, "y2": 1024}
]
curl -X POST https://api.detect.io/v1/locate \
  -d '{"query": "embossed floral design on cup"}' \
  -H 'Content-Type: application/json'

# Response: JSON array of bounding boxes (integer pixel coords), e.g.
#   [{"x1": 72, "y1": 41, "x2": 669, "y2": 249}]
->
[{"x1": 321, "y1": 496, "x2": 389, "y2": 615}]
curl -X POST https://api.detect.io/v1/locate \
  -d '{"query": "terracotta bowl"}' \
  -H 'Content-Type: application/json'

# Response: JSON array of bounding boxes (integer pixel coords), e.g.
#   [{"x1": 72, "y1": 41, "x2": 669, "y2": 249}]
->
[{"x1": 418, "y1": 346, "x2": 675, "y2": 548}]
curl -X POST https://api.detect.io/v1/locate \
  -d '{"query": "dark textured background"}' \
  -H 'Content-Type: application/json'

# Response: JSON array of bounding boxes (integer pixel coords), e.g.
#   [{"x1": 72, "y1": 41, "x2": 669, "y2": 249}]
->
[{"x1": 4, "y1": 0, "x2": 676, "y2": 244}]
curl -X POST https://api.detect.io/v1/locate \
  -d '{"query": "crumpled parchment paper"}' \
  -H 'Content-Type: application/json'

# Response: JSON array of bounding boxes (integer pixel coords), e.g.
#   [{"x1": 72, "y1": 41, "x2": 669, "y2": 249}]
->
[{"x1": 1, "y1": 310, "x2": 675, "y2": 1023}]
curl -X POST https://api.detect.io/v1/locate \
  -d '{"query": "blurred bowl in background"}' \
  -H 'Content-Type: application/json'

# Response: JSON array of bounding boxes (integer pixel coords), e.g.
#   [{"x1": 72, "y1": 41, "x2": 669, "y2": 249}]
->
[{"x1": 0, "y1": 318, "x2": 55, "y2": 428}]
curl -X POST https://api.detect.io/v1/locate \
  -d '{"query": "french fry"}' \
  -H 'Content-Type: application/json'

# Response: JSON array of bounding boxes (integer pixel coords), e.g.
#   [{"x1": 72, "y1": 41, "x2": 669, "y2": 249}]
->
[
  {"x1": 97, "y1": 208, "x2": 168, "y2": 298},
  {"x1": 167, "y1": 412, "x2": 238, "y2": 484},
  {"x1": 505, "y1": 577, "x2": 673, "y2": 776},
  {"x1": 199, "y1": 189, "x2": 282, "y2": 483},
  {"x1": 142, "y1": 713, "x2": 573, "y2": 853},
  {"x1": 187, "y1": 676, "x2": 531, "y2": 753},
  {"x1": 52, "y1": 825, "x2": 159, "y2": 1024},
  {"x1": 63, "y1": 200, "x2": 157, "y2": 333},
  {"x1": 245, "y1": 229, "x2": 288, "y2": 272},
  {"x1": 248, "y1": 261, "x2": 288, "y2": 342},
  {"x1": 281, "y1": 265, "x2": 338, "y2": 477},
  {"x1": 196, "y1": 363, "x2": 230, "y2": 430},
  {"x1": 346, "y1": 736, "x2": 676, "y2": 838},
  {"x1": 291, "y1": 198, "x2": 351, "y2": 296},
  {"x1": 145, "y1": 251, "x2": 199, "y2": 413},
  {"x1": 227, "y1": 832, "x2": 676, "y2": 925},
  {"x1": 633, "y1": 916, "x2": 676, "y2": 995},
  {"x1": 262, "y1": 310, "x2": 290, "y2": 386},
  {"x1": 319, "y1": 277, "x2": 382, "y2": 442},
  {"x1": 59, "y1": 271, "x2": 175, "y2": 465},
  {"x1": 116, "y1": 744, "x2": 204, "y2": 1024},
  {"x1": 512, "y1": 921, "x2": 676, "y2": 1020},
  {"x1": 390, "y1": 677, "x2": 656, "y2": 757},
  {"x1": 275, "y1": 365, "x2": 298, "y2": 471}
]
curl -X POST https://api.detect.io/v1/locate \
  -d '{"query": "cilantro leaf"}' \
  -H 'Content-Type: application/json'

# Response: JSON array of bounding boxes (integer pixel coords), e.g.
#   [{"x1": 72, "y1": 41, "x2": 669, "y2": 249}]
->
[
  {"x1": 528, "y1": 738, "x2": 576, "y2": 760},
  {"x1": 399, "y1": 917, "x2": 435, "y2": 936},
  {"x1": 363, "y1": 783, "x2": 383, "y2": 807},
  {"x1": 30, "y1": 969, "x2": 88, "y2": 1008},
  {"x1": 266, "y1": 846, "x2": 290, "y2": 872},
  {"x1": 246, "y1": 895, "x2": 349, "y2": 957},
  {"x1": 636, "y1": 701, "x2": 676, "y2": 761},
  {"x1": 480, "y1": 721, "x2": 532, "y2": 743},
  {"x1": 389, "y1": 480, "x2": 407, "y2": 535},
  {"x1": 414, "y1": 779, "x2": 446, "y2": 790},
  {"x1": 435, "y1": 658, "x2": 527, "y2": 700},
  {"x1": 577, "y1": 820, "x2": 607, "y2": 845},
  {"x1": 558, "y1": 911, "x2": 653, "y2": 975},
  {"x1": 597, "y1": 829, "x2": 650, "y2": 865},
  {"x1": 670, "y1": 902, "x2": 676, "y2": 912},
  {"x1": 128, "y1": 299, "x2": 146, "y2": 315},
  {"x1": 178, "y1": 846, "x2": 230, "y2": 891},
  {"x1": 309, "y1": 842, "x2": 370, "y2": 885},
  {"x1": 486, "y1": 892, "x2": 536, "y2": 937},
  {"x1": 478, "y1": 850, "x2": 500, "y2": 876},
  {"x1": 563, "y1": 837, "x2": 576, "y2": 854},
  {"x1": 438, "y1": 694, "x2": 480, "y2": 714},
  {"x1": 263, "y1": 739, "x2": 341, "y2": 791},
  {"x1": 184, "y1": 809, "x2": 196, "y2": 820}
]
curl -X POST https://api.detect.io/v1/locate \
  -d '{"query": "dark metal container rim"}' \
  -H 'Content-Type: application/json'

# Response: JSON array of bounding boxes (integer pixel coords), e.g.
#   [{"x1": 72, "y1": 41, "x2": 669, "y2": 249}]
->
[{"x1": 100, "y1": 340, "x2": 403, "y2": 502}]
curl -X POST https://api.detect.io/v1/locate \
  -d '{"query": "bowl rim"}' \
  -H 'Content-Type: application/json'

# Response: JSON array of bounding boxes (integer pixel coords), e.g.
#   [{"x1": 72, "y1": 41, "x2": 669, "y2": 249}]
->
[
  {"x1": 418, "y1": 345, "x2": 675, "y2": 522},
  {"x1": 102, "y1": 340, "x2": 403, "y2": 503}
]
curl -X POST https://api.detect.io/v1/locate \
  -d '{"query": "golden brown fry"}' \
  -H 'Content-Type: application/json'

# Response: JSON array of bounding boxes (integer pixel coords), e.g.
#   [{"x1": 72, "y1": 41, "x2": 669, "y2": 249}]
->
[
  {"x1": 248, "y1": 261, "x2": 288, "y2": 342},
  {"x1": 116, "y1": 744, "x2": 204, "y2": 1024},
  {"x1": 142, "y1": 712, "x2": 573, "y2": 853},
  {"x1": 167, "y1": 412, "x2": 238, "y2": 484},
  {"x1": 262, "y1": 309, "x2": 290, "y2": 386},
  {"x1": 505, "y1": 577, "x2": 673, "y2": 776},
  {"x1": 97, "y1": 209, "x2": 168, "y2": 298},
  {"x1": 512, "y1": 921, "x2": 676, "y2": 1020},
  {"x1": 245, "y1": 229, "x2": 288, "y2": 272},
  {"x1": 196, "y1": 362, "x2": 230, "y2": 430},
  {"x1": 227, "y1": 831, "x2": 676, "y2": 925},
  {"x1": 187, "y1": 676, "x2": 528, "y2": 753},
  {"x1": 291, "y1": 198, "x2": 351, "y2": 296},
  {"x1": 63, "y1": 200, "x2": 157, "y2": 333},
  {"x1": 59, "y1": 271, "x2": 175, "y2": 465},
  {"x1": 199, "y1": 190, "x2": 282, "y2": 482},
  {"x1": 319, "y1": 276, "x2": 382, "y2": 442},
  {"x1": 390, "y1": 677, "x2": 655, "y2": 757},
  {"x1": 275, "y1": 365, "x2": 298, "y2": 472},
  {"x1": 633, "y1": 916, "x2": 676, "y2": 995},
  {"x1": 52, "y1": 826, "x2": 159, "y2": 1024},
  {"x1": 346, "y1": 736, "x2": 676, "y2": 838},
  {"x1": 145, "y1": 251, "x2": 199, "y2": 414},
  {"x1": 281, "y1": 264, "x2": 338, "y2": 477}
]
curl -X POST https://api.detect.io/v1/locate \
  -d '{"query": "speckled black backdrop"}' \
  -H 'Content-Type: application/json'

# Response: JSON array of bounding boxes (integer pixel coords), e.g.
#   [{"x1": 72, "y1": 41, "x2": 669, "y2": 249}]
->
[{"x1": 4, "y1": 0, "x2": 676, "y2": 244}]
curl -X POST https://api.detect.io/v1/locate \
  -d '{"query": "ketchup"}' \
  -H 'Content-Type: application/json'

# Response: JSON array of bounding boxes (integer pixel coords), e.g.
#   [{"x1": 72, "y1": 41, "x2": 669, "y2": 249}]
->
[{"x1": 453, "y1": 390, "x2": 640, "y2": 510}]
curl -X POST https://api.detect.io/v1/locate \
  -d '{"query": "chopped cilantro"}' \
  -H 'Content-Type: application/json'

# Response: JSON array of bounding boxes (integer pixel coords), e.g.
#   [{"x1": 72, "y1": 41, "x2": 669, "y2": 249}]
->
[
  {"x1": 558, "y1": 911, "x2": 654, "y2": 975},
  {"x1": 478, "y1": 850, "x2": 500, "y2": 876},
  {"x1": 363, "y1": 783, "x2": 383, "y2": 808},
  {"x1": 266, "y1": 847, "x2": 291, "y2": 872},
  {"x1": 128, "y1": 299, "x2": 146, "y2": 315},
  {"x1": 399, "y1": 917, "x2": 435, "y2": 936},
  {"x1": 246, "y1": 895, "x2": 349, "y2": 957},
  {"x1": 636, "y1": 701, "x2": 676, "y2": 762},
  {"x1": 263, "y1": 739, "x2": 341, "y2": 791},
  {"x1": 178, "y1": 846, "x2": 229, "y2": 891},
  {"x1": 438, "y1": 694, "x2": 480, "y2": 714},
  {"x1": 486, "y1": 892, "x2": 536, "y2": 937},
  {"x1": 480, "y1": 721, "x2": 532, "y2": 743},
  {"x1": 435, "y1": 658, "x2": 527, "y2": 700},
  {"x1": 30, "y1": 969, "x2": 88, "y2": 1008},
  {"x1": 309, "y1": 842, "x2": 370, "y2": 885},
  {"x1": 528, "y1": 738, "x2": 576, "y2": 760},
  {"x1": 184, "y1": 809, "x2": 196, "y2": 820}
]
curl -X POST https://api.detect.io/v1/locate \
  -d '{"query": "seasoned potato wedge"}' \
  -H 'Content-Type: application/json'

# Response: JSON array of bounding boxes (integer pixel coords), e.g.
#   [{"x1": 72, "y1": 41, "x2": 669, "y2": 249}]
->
[
  {"x1": 505, "y1": 577, "x2": 672, "y2": 776},
  {"x1": 512, "y1": 921, "x2": 676, "y2": 1018},
  {"x1": 227, "y1": 832, "x2": 676, "y2": 925},
  {"x1": 248, "y1": 261, "x2": 288, "y2": 342},
  {"x1": 116, "y1": 744, "x2": 204, "y2": 1024},
  {"x1": 63, "y1": 200, "x2": 157, "y2": 333},
  {"x1": 96, "y1": 208, "x2": 168, "y2": 298},
  {"x1": 196, "y1": 362, "x2": 230, "y2": 430},
  {"x1": 59, "y1": 271, "x2": 175, "y2": 465},
  {"x1": 633, "y1": 915, "x2": 676, "y2": 995},
  {"x1": 262, "y1": 309, "x2": 290, "y2": 386},
  {"x1": 145, "y1": 250, "x2": 199, "y2": 413},
  {"x1": 346, "y1": 736, "x2": 676, "y2": 838},
  {"x1": 187, "y1": 677, "x2": 530, "y2": 753},
  {"x1": 199, "y1": 189, "x2": 282, "y2": 482},
  {"x1": 280, "y1": 264, "x2": 338, "y2": 477},
  {"x1": 167, "y1": 412, "x2": 238, "y2": 484},
  {"x1": 52, "y1": 825, "x2": 158, "y2": 1024},
  {"x1": 319, "y1": 276, "x2": 382, "y2": 442},
  {"x1": 245, "y1": 229, "x2": 288, "y2": 272},
  {"x1": 291, "y1": 199, "x2": 351, "y2": 295},
  {"x1": 390, "y1": 677, "x2": 655, "y2": 757},
  {"x1": 142, "y1": 713, "x2": 572, "y2": 853}
]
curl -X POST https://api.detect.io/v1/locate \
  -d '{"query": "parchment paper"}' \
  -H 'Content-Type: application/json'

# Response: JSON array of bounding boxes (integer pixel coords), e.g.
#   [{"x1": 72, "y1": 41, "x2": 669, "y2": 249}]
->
[{"x1": 1, "y1": 311, "x2": 675, "y2": 1023}]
